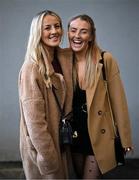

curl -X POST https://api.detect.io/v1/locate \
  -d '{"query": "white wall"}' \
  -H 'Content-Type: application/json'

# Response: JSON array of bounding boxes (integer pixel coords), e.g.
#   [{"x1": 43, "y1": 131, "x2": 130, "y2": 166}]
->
[{"x1": 0, "y1": 0, "x2": 138, "y2": 161}]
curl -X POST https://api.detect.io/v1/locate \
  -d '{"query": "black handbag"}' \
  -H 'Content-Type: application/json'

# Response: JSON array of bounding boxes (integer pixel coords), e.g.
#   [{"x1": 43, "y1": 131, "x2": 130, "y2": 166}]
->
[
  {"x1": 52, "y1": 86, "x2": 73, "y2": 150},
  {"x1": 59, "y1": 112, "x2": 73, "y2": 146},
  {"x1": 114, "y1": 134, "x2": 125, "y2": 165},
  {"x1": 100, "y1": 51, "x2": 125, "y2": 166}
]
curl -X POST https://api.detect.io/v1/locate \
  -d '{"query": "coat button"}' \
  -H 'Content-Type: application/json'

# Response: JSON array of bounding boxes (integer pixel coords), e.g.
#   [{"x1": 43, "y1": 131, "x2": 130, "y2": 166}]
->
[
  {"x1": 101, "y1": 129, "x2": 106, "y2": 134},
  {"x1": 98, "y1": 110, "x2": 102, "y2": 115}
]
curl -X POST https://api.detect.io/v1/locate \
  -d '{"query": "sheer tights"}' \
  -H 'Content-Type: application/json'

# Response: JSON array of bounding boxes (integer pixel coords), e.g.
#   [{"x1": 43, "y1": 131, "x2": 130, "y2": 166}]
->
[{"x1": 72, "y1": 153, "x2": 102, "y2": 179}]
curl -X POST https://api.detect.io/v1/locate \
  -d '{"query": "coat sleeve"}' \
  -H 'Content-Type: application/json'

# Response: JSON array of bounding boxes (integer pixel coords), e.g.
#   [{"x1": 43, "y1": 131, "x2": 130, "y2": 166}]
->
[
  {"x1": 19, "y1": 63, "x2": 59, "y2": 175},
  {"x1": 105, "y1": 52, "x2": 132, "y2": 148}
]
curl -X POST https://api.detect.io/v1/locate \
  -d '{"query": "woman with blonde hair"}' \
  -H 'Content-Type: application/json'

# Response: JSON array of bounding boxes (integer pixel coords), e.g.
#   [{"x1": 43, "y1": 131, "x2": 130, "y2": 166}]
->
[
  {"x1": 67, "y1": 14, "x2": 133, "y2": 179},
  {"x1": 18, "y1": 10, "x2": 73, "y2": 179}
]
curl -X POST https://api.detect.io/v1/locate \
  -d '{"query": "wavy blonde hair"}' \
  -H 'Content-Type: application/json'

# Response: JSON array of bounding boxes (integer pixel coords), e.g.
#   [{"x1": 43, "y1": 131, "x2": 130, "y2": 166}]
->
[
  {"x1": 68, "y1": 14, "x2": 101, "y2": 88},
  {"x1": 25, "y1": 10, "x2": 63, "y2": 88}
]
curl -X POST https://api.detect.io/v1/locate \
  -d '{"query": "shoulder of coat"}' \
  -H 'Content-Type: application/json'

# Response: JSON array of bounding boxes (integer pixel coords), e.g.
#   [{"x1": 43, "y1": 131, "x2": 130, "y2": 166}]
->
[
  {"x1": 19, "y1": 60, "x2": 39, "y2": 80},
  {"x1": 58, "y1": 47, "x2": 72, "y2": 57},
  {"x1": 103, "y1": 51, "x2": 118, "y2": 66},
  {"x1": 103, "y1": 51, "x2": 120, "y2": 77},
  {"x1": 103, "y1": 51, "x2": 113, "y2": 61},
  {"x1": 22, "y1": 60, "x2": 38, "y2": 71}
]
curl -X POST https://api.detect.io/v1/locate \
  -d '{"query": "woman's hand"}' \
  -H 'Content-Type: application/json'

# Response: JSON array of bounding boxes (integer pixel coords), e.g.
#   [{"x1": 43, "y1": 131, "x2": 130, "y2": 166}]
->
[{"x1": 124, "y1": 147, "x2": 134, "y2": 153}]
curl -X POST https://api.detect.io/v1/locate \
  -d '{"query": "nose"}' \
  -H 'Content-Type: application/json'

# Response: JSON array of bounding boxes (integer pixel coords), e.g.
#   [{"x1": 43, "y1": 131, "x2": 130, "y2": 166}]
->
[
  {"x1": 51, "y1": 26, "x2": 57, "y2": 34},
  {"x1": 75, "y1": 31, "x2": 80, "y2": 38}
]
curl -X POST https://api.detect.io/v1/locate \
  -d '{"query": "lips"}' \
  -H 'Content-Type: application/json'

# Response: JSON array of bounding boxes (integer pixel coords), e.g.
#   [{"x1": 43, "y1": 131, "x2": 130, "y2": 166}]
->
[
  {"x1": 73, "y1": 39, "x2": 82, "y2": 44},
  {"x1": 71, "y1": 38, "x2": 83, "y2": 48},
  {"x1": 49, "y1": 35, "x2": 60, "y2": 41}
]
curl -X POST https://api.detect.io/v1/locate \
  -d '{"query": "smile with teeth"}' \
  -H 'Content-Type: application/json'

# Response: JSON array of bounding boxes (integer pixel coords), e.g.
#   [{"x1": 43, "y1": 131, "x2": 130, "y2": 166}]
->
[
  {"x1": 49, "y1": 35, "x2": 59, "y2": 41},
  {"x1": 72, "y1": 39, "x2": 83, "y2": 48}
]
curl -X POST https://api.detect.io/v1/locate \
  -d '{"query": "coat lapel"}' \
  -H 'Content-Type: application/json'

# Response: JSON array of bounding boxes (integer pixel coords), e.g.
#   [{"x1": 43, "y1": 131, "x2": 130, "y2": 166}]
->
[
  {"x1": 58, "y1": 49, "x2": 73, "y2": 115},
  {"x1": 46, "y1": 48, "x2": 73, "y2": 113},
  {"x1": 51, "y1": 73, "x2": 66, "y2": 109},
  {"x1": 86, "y1": 62, "x2": 103, "y2": 111},
  {"x1": 43, "y1": 51, "x2": 66, "y2": 109}
]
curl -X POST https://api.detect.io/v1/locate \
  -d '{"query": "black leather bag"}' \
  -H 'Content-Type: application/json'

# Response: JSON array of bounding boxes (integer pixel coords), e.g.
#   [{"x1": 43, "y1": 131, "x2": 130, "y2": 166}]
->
[
  {"x1": 59, "y1": 113, "x2": 73, "y2": 146},
  {"x1": 52, "y1": 86, "x2": 73, "y2": 150},
  {"x1": 114, "y1": 135, "x2": 125, "y2": 165},
  {"x1": 100, "y1": 51, "x2": 125, "y2": 166}
]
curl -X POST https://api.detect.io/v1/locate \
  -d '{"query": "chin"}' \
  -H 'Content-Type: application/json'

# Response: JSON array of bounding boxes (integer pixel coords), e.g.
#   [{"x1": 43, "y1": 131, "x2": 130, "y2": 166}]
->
[
  {"x1": 70, "y1": 43, "x2": 84, "y2": 52},
  {"x1": 51, "y1": 42, "x2": 60, "y2": 47},
  {"x1": 71, "y1": 47, "x2": 82, "y2": 52}
]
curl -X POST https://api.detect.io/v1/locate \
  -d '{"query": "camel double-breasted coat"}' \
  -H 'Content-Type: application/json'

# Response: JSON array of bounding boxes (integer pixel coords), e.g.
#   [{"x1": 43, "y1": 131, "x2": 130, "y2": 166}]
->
[
  {"x1": 86, "y1": 51, "x2": 132, "y2": 174},
  {"x1": 18, "y1": 48, "x2": 73, "y2": 179}
]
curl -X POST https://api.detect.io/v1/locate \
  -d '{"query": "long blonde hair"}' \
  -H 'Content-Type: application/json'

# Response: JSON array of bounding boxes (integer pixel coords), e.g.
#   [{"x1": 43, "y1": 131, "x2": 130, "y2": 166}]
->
[
  {"x1": 25, "y1": 10, "x2": 62, "y2": 88},
  {"x1": 68, "y1": 14, "x2": 101, "y2": 88}
]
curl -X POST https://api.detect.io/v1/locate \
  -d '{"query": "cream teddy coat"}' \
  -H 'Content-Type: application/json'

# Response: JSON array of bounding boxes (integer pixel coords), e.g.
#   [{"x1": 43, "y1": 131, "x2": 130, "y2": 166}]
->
[{"x1": 18, "y1": 48, "x2": 73, "y2": 179}]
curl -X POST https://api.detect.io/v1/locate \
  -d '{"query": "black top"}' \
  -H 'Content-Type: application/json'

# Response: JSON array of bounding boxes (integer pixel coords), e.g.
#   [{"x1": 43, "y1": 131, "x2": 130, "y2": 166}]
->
[
  {"x1": 71, "y1": 82, "x2": 94, "y2": 155},
  {"x1": 52, "y1": 57, "x2": 63, "y2": 75}
]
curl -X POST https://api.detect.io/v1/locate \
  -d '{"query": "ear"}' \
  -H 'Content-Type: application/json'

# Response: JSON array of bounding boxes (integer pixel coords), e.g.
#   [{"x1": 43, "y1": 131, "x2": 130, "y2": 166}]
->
[
  {"x1": 89, "y1": 35, "x2": 93, "y2": 42},
  {"x1": 67, "y1": 31, "x2": 71, "y2": 48},
  {"x1": 61, "y1": 29, "x2": 64, "y2": 36}
]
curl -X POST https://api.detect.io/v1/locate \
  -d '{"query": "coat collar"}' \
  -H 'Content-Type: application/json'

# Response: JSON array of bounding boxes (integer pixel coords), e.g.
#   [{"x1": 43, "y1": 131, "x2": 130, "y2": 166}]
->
[
  {"x1": 50, "y1": 48, "x2": 72, "y2": 90},
  {"x1": 42, "y1": 48, "x2": 66, "y2": 90},
  {"x1": 86, "y1": 61, "x2": 103, "y2": 111},
  {"x1": 57, "y1": 48, "x2": 73, "y2": 115},
  {"x1": 47, "y1": 48, "x2": 73, "y2": 114}
]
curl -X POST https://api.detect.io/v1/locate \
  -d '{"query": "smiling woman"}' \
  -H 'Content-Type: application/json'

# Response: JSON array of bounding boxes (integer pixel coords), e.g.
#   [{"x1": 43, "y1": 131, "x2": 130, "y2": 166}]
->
[
  {"x1": 41, "y1": 15, "x2": 63, "y2": 49},
  {"x1": 18, "y1": 10, "x2": 73, "y2": 179},
  {"x1": 67, "y1": 14, "x2": 133, "y2": 179},
  {"x1": 68, "y1": 19, "x2": 92, "y2": 53}
]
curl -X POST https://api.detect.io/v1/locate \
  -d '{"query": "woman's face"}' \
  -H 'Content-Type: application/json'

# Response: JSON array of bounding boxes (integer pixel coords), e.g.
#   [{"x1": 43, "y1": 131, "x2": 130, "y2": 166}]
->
[
  {"x1": 41, "y1": 15, "x2": 62, "y2": 48},
  {"x1": 68, "y1": 18, "x2": 92, "y2": 54}
]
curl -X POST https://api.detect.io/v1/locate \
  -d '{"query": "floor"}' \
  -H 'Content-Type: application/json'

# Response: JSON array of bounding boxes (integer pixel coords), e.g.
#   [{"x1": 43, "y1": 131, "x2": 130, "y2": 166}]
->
[
  {"x1": 0, "y1": 159, "x2": 139, "y2": 179},
  {"x1": 102, "y1": 159, "x2": 139, "y2": 179}
]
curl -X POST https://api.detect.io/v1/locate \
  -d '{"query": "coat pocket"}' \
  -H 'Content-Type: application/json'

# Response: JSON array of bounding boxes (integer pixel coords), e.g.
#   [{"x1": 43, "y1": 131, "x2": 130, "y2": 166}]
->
[
  {"x1": 36, "y1": 139, "x2": 59, "y2": 175},
  {"x1": 26, "y1": 136, "x2": 37, "y2": 165}
]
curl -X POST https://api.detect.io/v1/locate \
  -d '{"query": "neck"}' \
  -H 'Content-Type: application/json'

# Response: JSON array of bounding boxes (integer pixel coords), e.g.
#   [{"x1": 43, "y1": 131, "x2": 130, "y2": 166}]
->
[
  {"x1": 43, "y1": 45, "x2": 55, "y2": 63},
  {"x1": 75, "y1": 51, "x2": 86, "y2": 62},
  {"x1": 74, "y1": 46, "x2": 88, "y2": 62}
]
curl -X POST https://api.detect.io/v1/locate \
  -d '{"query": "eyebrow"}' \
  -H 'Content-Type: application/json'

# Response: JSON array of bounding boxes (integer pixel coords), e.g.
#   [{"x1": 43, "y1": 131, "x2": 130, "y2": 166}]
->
[
  {"x1": 43, "y1": 23, "x2": 60, "y2": 27},
  {"x1": 70, "y1": 26, "x2": 89, "y2": 31}
]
